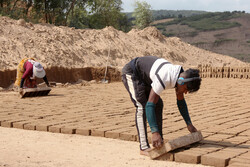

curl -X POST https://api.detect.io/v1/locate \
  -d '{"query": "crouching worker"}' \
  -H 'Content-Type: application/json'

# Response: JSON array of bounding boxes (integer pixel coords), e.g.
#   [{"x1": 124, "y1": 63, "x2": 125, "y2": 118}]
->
[
  {"x1": 14, "y1": 58, "x2": 49, "y2": 95},
  {"x1": 121, "y1": 56, "x2": 201, "y2": 156}
]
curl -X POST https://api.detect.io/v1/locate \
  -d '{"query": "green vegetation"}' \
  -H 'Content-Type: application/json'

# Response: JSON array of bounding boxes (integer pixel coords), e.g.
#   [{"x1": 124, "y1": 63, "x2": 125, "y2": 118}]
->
[
  {"x1": 213, "y1": 38, "x2": 237, "y2": 46},
  {"x1": 155, "y1": 11, "x2": 243, "y2": 32},
  {"x1": 132, "y1": 1, "x2": 153, "y2": 29},
  {"x1": 126, "y1": 10, "x2": 207, "y2": 21},
  {"x1": 247, "y1": 40, "x2": 250, "y2": 43},
  {"x1": 192, "y1": 42, "x2": 208, "y2": 46},
  {"x1": 0, "y1": 0, "x2": 132, "y2": 32},
  {"x1": 152, "y1": 10, "x2": 207, "y2": 20}
]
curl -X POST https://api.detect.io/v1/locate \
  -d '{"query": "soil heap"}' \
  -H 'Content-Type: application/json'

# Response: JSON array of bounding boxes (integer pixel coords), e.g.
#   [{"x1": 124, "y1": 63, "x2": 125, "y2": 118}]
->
[{"x1": 0, "y1": 16, "x2": 248, "y2": 71}]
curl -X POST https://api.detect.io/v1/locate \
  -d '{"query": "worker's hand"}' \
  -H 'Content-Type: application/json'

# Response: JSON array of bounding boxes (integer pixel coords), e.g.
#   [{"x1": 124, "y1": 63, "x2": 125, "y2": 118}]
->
[
  {"x1": 152, "y1": 132, "x2": 163, "y2": 148},
  {"x1": 187, "y1": 124, "x2": 197, "y2": 133}
]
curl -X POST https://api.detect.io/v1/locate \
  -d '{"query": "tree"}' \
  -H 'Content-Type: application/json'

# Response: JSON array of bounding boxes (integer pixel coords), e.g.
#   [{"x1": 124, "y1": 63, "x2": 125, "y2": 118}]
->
[
  {"x1": 0, "y1": 0, "x2": 131, "y2": 31},
  {"x1": 132, "y1": 0, "x2": 152, "y2": 29},
  {"x1": 67, "y1": 4, "x2": 89, "y2": 29},
  {"x1": 87, "y1": 0, "x2": 125, "y2": 29}
]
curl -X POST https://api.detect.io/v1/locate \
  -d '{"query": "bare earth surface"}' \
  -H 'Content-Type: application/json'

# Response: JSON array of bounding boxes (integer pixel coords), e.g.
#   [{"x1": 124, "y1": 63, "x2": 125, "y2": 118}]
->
[
  {"x1": 0, "y1": 78, "x2": 249, "y2": 167},
  {"x1": 0, "y1": 127, "x2": 209, "y2": 167}
]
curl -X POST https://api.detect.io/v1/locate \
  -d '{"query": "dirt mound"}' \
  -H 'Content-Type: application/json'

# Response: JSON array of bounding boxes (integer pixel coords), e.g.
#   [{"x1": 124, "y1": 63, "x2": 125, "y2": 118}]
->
[
  {"x1": 128, "y1": 26, "x2": 166, "y2": 42},
  {"x1": 0, "y1": 16, "x2": 248, "y2": 72}
]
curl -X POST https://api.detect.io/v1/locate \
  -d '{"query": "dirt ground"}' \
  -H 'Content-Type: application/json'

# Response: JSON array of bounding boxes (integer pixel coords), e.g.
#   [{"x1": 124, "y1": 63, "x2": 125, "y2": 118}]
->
[
  {"x1": 0, "y1": 78, "x2": 249, "y2": 167},
  {"x1": 0, "y1": 127, "x2": 210, "y2": 167}
]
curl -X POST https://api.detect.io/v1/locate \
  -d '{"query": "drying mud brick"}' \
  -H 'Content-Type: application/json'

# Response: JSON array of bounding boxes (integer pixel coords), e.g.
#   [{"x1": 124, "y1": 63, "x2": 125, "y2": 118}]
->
[
  {"x1": 105, "y1": 130, "x2": 120, "y2": 139},
  {"x1": 12, "y1": 121, "x2": 32, "y2": 129},
  {"x1": 230, "y1": 158, "x2": 250, "y2": 165},
  {"x1": 75, "y1": 128, "x2": 91, "y2": 136},
  {"x1": 49, "y1": 125, "x2": 61, "y2": 133},
  {"x1": 0, "y1": 121, "x2": 13, "y2": 128},
  {"x1": 0, "y1": 119, "x2": 26, "y2": 128},
  {"x1": 21, "y1": 87, "x2": 51, "y2": 98},
  {"x1": 119, "y1": 131, "x2": 137, "y2": 141},
  {"x1": 61, "y1": 127, "x2": 76, "y2": 134},
  {"x1": 174, "y1": 143, "x2": 224, "y2": 164},
  {"x1": 148, "y1": 131, "x2": 203, "y2": 159},
  {"x1": 227, "y1": 162, "x2": 250, "y2": 167},
  {"x1": 175, "y1": 150, "x2": 206, "y2": 164},
  {"x1": 36, "y1": 124, "x2": 49, "y2": 132},
  {"x1": 23, "y1": 123, "x2": 36, "y2": 130},
  {"x1": 201, "y1": 147, "x2": 248, "y2": 167},
  {"x1": 104, "y1": 128, "x2": 130, "y2": 139},
  {"x1": 1, "y1": 119, "x2": 25, "y2": 128},
  {"x1": 229, "y1": 151, "x2": 250, "y2": 164},
  {"x1": 91, "y1": 128, "x2": 105, "y2": 137},
  {"x1": 155, "y1": 152, "x2": 174, "y2": 161}
]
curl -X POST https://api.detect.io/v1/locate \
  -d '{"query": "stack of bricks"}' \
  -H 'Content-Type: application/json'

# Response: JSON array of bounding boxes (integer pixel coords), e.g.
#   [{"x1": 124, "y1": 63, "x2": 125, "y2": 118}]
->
[
  {"x1": 198, "y1": 64, "x2": 250, "y2": 79},
  {"x1": 198, "y1": 64, "x2": 212, "y2": 78}
]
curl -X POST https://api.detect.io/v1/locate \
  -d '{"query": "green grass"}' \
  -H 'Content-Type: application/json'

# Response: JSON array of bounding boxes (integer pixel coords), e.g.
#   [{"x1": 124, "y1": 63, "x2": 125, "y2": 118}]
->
[
  {"x1": 213, "y1": 38, "x2": 236, "y2": 46},
  {"x1": 192, "y1": 41, "x2": 208, "y2": 45},
  {"x1": 181, "y1": 18, "x2": 240, "y2": 31}
]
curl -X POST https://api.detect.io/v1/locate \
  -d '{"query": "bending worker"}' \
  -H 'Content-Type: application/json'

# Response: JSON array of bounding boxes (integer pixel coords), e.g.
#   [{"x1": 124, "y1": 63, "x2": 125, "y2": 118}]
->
[
  {"x1": 14, "y1": 58, "x2": 49, "y2": 93},
  {"x1": 121, "y1": 56, "x2": 201, "y2": 156}
]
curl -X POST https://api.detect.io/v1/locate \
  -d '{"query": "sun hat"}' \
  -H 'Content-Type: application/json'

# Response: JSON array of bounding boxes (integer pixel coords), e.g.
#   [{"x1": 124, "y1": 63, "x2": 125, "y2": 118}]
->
[{"x1": 33, "y1": 62, "x2": 46, "y2": 78}]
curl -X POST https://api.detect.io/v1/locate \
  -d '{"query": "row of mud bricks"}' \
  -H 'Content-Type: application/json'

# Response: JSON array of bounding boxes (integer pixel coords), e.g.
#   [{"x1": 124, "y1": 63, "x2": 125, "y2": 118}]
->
[
  {"x1": 198, "y1": 64, "x2": 250, "y2": 79},
  {"x1": 1, "y1": 120, "x2": 249, "y2": 167}
]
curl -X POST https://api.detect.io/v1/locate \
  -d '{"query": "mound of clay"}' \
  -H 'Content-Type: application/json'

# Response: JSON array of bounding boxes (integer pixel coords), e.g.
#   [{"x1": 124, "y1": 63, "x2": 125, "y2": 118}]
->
[{"x1": 0, "y1": 16, "x2": 248, "y2": 71}]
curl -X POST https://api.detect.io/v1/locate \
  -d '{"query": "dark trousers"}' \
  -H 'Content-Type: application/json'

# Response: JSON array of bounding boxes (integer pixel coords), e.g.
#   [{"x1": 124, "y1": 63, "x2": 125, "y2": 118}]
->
[{"x1": 122, "y1": 73, "x2": 163, "y2": 150}]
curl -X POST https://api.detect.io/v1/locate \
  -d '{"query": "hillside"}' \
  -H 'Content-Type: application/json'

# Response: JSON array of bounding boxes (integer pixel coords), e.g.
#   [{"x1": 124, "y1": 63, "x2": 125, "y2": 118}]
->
[
  {"x1": 0, "y1": 16, "x2": 248, "y2": 72},
  {"x1": 153, "y1": 12, "x2": 250, "y2": 62},
  {"x1": 126, "y1": 10, "x2": 208, "y2": 21}
]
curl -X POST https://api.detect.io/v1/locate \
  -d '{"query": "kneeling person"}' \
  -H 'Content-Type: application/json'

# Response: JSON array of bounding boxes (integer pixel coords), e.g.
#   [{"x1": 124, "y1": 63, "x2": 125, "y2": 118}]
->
[{"x1": 14, "y1": 58, "x2": 49, "y2": 95}]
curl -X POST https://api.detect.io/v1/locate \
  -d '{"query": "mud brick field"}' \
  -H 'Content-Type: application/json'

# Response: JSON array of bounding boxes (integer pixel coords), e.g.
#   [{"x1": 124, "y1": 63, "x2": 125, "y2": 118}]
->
[{"x1": 0, "y1": 78, "x2": 249, "y2": 167}]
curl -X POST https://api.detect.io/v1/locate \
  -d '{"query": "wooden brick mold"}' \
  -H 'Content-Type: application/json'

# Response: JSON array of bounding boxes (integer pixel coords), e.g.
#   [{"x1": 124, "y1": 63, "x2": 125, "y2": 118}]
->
[
  {"x1": 148, "y1": 131, "x2": 203, "y2": 159},
  {"x1": 21, "y1": 87, "x2": 51, "y2": 98}
]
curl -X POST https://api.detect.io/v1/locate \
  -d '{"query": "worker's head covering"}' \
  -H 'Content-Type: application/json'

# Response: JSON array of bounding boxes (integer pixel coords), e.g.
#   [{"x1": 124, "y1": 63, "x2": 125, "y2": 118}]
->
[{"x1": 33, "y1": 62, "x2": 46, "y2": 78}]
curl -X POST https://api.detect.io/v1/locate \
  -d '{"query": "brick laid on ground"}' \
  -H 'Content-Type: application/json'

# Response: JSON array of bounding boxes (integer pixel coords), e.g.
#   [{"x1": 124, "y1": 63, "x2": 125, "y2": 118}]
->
[
  {"x1": 201, "y1": 147, "x2": 248, "y2": 167},
  {"x1": 175, "y1": 144, "x2": 224, "y2": 164}
]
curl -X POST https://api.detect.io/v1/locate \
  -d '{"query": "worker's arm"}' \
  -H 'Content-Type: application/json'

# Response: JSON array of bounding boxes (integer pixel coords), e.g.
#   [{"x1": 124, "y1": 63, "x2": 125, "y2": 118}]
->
[
  {"x1": 43, "y1": 75, "x2": 49, "y2": 87},
  {"x1": 20, "y1": 64, "x2": 33, "y2": 88},
  {"x1": 176, "y1": 89, "x2": 197, "y2": 133},
  {"x1": 146, "y1": 89, "x2": 163, "y2": 148}
]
